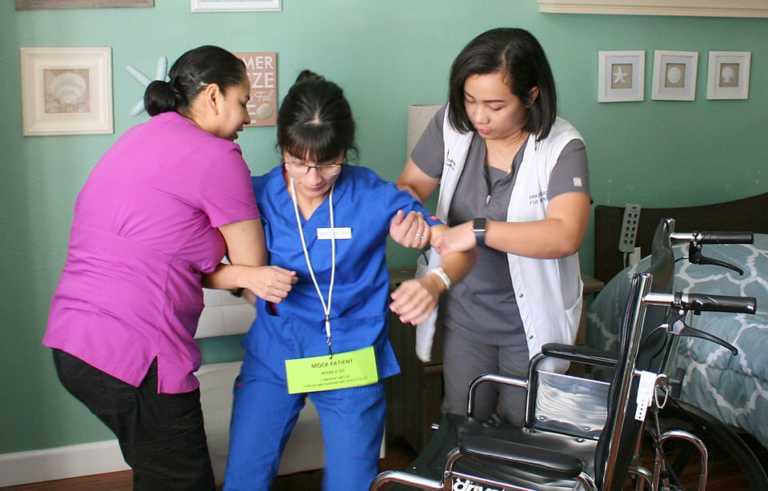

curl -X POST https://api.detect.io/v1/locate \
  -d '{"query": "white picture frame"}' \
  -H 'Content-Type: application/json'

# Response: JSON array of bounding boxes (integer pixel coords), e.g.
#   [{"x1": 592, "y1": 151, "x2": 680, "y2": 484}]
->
[
  {"x1": 597, "y1": 50, "x2": 645, "y2": 102},
  {"x1": 16, "y1": 0, "x2": 153, "y2": 9},
  {"x1": 652, "y1": 50, "x2": 698, "y2": 101},
  {"x1": 20, "y1": 47, "x2": 113, "y2": 136},
  {"x1": 707, "y1": 51, "x2": 751, "y2": 100},
  {"x1": 191, "y1": 0, "x2": 280, "y2": 12},
  {"x1": 538, "y1": 0, "x2": 768, "y2": 18}
]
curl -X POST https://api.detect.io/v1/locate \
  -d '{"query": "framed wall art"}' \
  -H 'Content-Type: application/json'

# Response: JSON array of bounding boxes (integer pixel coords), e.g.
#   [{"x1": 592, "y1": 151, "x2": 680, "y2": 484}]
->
[
  {"x1": 597, "y1": 50, "x2": 645, "y2": 102},
  {"x1": 191, "y1": 0, "x2": 281, "y2": 12},
  {"x1": 20, "y1": 47, "x2": 113, "y2": 136},
  {"x1": 537, "y1": 0, "x2": 768, "y2": 18},
  {"x1": 652, "y1": 50, "x2": 698, "y2": 101},
  {"x1": 707, "y1": 51, "x2": 751, "y2": 100},
  {"x1": 16, "y1": 0, "x2": 153, "y2": 9}
]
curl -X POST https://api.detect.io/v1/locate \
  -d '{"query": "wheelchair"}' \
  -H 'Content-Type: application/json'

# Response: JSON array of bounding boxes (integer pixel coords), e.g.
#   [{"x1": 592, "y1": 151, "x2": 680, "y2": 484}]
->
[{"x1": 372, "y1": 218, "x2": 757, "y2": 491}]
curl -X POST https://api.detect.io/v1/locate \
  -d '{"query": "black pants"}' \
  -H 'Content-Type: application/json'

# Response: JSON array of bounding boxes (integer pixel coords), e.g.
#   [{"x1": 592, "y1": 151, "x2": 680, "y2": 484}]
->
[{"x1": 52, "y1": 349, "x2": 216, "y2": 491}]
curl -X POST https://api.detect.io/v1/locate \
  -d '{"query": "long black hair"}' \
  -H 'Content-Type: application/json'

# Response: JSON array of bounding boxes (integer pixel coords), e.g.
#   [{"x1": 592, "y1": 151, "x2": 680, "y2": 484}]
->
[
  {"x1": 277, "y1": 70, "x2": 358, "y2": 163},
  {"x1": 144, "y1": 45, "x2": 246, "y2": 116},
  {"x1": 448, "y1": 28, "x2": 558, "y2": 141}
]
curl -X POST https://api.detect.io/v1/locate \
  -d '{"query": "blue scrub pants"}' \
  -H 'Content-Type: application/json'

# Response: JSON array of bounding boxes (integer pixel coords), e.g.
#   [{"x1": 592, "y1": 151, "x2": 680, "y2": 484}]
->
[{"x1": 223, "y1": 371, "x2": 386, "y2": 491}]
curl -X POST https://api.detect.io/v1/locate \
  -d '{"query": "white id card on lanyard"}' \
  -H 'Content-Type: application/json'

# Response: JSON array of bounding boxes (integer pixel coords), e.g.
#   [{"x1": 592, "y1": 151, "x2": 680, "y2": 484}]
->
[{"x1": 317, "y1": 227, "x2": 352, "y2": 240}]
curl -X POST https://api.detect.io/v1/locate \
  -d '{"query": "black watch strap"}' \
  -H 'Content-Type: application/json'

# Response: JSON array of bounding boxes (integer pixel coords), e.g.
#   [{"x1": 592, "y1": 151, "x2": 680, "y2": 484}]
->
[{"x1": 472, "y1": 217, "x2": 487, "y2": 247}]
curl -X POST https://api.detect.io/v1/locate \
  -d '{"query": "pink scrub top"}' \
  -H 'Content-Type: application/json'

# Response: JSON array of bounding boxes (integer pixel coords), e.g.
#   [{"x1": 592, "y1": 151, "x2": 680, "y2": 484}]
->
[{"x1": 43, "y1": 111, "x2": 260, "y2": 394}]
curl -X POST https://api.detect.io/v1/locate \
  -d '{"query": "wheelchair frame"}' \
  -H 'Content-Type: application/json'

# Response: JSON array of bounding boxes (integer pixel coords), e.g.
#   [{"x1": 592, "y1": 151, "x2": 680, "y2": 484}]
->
[{"x1": 371, "y1": 218, "x2": 758, "y2": 491}]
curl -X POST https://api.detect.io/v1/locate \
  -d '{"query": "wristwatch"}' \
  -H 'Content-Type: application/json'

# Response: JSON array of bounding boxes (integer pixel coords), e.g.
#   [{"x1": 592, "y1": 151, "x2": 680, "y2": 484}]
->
[{"x1": 472, "y1": 217, "x2": 487, "y2": 247}]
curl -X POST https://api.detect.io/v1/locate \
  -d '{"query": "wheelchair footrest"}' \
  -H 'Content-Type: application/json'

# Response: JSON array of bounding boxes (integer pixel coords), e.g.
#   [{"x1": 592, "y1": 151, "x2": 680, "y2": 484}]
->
[{"x1": 459, "y1": 434, "x2": 584, "y2": 478}]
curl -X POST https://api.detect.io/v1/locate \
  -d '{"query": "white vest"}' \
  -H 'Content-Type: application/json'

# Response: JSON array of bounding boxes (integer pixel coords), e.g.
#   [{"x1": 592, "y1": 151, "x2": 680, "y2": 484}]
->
[{"x1": 415, "y1": 109, "x2": 584, "y2": 372}]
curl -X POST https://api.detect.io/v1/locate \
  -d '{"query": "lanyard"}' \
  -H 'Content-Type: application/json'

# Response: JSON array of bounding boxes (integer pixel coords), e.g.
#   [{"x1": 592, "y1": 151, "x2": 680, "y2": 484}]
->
[
  {"x1": 483, "y1": 163, "x2": 493, "y2": 205},
  {"x1": 289, "y1": 177, "x2": 336, "y2": 357}
]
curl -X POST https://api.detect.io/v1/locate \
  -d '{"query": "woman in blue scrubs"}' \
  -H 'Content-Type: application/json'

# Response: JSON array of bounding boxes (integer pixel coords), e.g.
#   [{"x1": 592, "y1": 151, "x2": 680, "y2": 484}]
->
[{"x1": 223, "y1": 71, "x2": 473, "y2": 491}]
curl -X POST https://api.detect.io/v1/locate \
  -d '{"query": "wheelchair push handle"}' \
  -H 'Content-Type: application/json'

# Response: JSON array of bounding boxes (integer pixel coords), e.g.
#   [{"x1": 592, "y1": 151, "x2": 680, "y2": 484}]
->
[
  {"x1": 646, "y1": 291, "x2": 755, "y2": 357},
  {"x1": 679, "y1": 292, "x2": 757, "y2": 314},
  {"x1": 671, "y1": 230, "x2": 754, "y2": 275},
  {"x1": 699, "y1": 231, "x2": 754, "y2": 244},
  {"x1": 670, "y1": 231, "x2": 754, "y2": 245},
  {"x1": 644, "y1": 291, "x2": 757, "y2": 314}
]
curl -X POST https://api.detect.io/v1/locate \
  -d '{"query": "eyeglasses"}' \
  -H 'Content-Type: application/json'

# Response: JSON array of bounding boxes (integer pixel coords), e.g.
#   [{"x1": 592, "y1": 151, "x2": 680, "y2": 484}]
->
[{"x1": 284, "y1": 159, "x2": 344, "y2": 177}]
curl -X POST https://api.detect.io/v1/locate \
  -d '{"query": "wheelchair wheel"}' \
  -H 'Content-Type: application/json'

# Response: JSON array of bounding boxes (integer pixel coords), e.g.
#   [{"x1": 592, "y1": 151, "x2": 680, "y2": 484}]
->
[{"x1": 655, "y1": 400, "x2": 768, "y2": 491}]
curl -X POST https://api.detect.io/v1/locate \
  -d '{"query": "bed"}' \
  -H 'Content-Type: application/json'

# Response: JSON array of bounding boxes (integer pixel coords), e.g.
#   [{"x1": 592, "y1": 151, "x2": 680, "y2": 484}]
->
[{"x1": 587, "y1": 193, "x2": 768, "y2": 451}]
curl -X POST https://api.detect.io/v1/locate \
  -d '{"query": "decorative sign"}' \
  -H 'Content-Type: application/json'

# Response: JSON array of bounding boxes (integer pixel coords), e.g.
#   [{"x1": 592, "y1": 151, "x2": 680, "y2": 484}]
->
[{"x1": 236, "y1": 52, "x2": 277, "y2": 127}]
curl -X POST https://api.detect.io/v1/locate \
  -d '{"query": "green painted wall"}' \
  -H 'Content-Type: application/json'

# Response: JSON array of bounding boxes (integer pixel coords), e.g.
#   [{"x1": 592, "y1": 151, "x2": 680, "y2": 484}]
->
[{"x1": 1, "y1": 0, "x2": 765, "y2": 454}]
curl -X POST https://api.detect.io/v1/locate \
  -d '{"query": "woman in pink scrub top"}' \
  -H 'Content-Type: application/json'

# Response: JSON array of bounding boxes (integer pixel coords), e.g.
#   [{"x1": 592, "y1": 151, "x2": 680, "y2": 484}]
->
[{"x1": 42, "y1": 45, "x2": 296, "y2": 491}]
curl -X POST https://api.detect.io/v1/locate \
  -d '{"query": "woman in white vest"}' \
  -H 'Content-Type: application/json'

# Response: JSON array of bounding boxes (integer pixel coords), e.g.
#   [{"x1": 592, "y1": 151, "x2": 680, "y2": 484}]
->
[{"x1": 395, "y1": 28, "x2": 590, "y2": 426}]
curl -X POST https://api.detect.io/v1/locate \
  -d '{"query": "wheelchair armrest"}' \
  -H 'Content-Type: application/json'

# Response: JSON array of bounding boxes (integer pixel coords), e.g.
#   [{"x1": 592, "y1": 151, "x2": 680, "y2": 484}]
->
[
  {"x1": 467, "y1": 374, "x2": 528, "y2": 419},
  {"x1": 541, "y1": 343, "x2": 616, "y2": 368},
  {"x1": 459, "y1": 434, "x2": 583, "y2": 478}
]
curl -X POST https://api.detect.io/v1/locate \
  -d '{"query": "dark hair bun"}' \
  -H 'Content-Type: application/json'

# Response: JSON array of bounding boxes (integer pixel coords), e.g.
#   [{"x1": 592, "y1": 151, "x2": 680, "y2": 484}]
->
[
  {"x1": 295, "y1": 70, "x2": 325, "y2": 84},
  {"x1": 144, "y1": 80, "x2": 179, "y2": 116}
]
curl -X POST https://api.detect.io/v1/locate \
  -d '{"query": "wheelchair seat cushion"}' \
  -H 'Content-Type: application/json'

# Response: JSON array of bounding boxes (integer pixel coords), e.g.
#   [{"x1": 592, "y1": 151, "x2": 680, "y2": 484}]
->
[{"x1": 459, "y1": 434, "x2": 583, "y2": 477}]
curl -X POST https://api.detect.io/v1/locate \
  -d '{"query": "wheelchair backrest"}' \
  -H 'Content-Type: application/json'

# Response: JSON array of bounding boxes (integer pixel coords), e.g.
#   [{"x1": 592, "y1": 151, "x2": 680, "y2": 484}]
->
[
  {"x1": 591, "y1": 219, "x2": 675, "y2": 489},
  {"x1": 594, "y1": 270, "x2": 655, "y2": 490},
  {"x1": 636, "y1": 218, "x2": 676, "y2": 373}
]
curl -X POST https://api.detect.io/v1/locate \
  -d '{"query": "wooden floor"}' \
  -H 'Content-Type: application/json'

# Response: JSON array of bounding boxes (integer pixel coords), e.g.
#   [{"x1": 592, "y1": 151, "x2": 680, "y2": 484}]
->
[
  {"x1": 0, "y1": 439, "x2": 416, "y2": 491},
  {"x1": 2, "y1": 435, "x2": 764, "y2": 490}
]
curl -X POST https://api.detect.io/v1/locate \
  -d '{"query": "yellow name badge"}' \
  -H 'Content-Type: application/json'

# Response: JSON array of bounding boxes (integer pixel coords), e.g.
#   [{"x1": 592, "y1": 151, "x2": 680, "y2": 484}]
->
[{"x1": 284, "y1": 346, "x2": 378, "y2": 394}]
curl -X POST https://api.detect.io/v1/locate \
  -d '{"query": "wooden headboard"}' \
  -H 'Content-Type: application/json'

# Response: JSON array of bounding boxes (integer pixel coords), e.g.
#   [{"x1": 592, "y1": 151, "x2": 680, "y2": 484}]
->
[{"x1": 593, "y1": 192, "x2": 768, "y2": 283}]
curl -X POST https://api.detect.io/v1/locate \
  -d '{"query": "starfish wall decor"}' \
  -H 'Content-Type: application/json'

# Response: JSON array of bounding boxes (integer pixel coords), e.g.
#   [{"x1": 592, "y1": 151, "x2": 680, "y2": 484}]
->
[{"x1": 125, "y1": 56, "x2": 168, "y2": 116}]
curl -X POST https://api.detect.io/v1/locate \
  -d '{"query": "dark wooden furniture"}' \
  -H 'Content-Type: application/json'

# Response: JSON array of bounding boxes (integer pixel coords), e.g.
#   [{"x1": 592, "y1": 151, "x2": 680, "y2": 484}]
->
[
  {"x1": 386, "y1": 267, "x2": 442, "y2": 453},
  {"x1": 576, "y1": 275, "x2": 605, "y2": 345},
  {"x1": 593, "y1": 192, "x2": 768, "y2": 283}
]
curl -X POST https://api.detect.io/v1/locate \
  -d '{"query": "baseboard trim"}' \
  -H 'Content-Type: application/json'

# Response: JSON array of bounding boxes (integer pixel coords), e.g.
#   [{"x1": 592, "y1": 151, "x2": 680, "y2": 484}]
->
[{"x1": 0, "y1": 439, "x2": 129, "y2": 487}]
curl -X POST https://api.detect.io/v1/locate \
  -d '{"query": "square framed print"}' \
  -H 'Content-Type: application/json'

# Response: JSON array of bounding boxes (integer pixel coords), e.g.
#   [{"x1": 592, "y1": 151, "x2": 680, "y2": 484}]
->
[
  {"x1": 652, "y1": 50, "x2": 698, "y2": 101},
  {"x1": 20, "y1": 47, "x2": 113, "y2": 136},
  {"x1": 707, "y1": 51, "x2": 751, "y2": 100},
  {"x1": 598, "y1": 50, "x2": 645, "y2": 102},
  {"x1": 191, "y1": 0, "x2": 280, "y2": 12}
]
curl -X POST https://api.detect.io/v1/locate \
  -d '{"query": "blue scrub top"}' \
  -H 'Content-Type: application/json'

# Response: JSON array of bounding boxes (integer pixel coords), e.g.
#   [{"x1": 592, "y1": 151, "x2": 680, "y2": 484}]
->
[{"x1": 243, "y1": 164, "x2": 439, "y2": 380}]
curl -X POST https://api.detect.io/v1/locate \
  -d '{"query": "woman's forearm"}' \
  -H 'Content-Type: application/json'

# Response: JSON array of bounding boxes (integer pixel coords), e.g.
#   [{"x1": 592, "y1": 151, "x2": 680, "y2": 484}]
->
[
  {"x1": 204, "y1": 263, "x2": 297, "y2": 303},
  {"x1": 430, "y1": 225, "x2": 475, "y2": 289},
  {"x1": 433, "y1": 192, "x2": 590, "y2": 259},
  {"x1": 485, "y1": 218, "x2": 584, "y2": 258},
  {"x1": 485, "y1": 192, "x2": 590, "y2": 258},
  {"x1": 203, "y1": 263, "x2": 248, "y2": 290}
]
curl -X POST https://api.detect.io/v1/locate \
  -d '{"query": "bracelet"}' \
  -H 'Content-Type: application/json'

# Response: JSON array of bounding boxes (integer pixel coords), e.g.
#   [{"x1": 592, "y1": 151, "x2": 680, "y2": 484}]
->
[
  {"x1": 429, "y1": 267, "x2": 452, "y2": 290},
  {"x1": 472, "y1": 217, "x2": 487, "y2": 247}
]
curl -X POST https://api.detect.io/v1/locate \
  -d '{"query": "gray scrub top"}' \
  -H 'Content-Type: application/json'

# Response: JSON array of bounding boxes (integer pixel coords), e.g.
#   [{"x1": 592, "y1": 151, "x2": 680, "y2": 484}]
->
[{"x1": 411, "y1": 105, "x2": 590, "y2": 345}]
